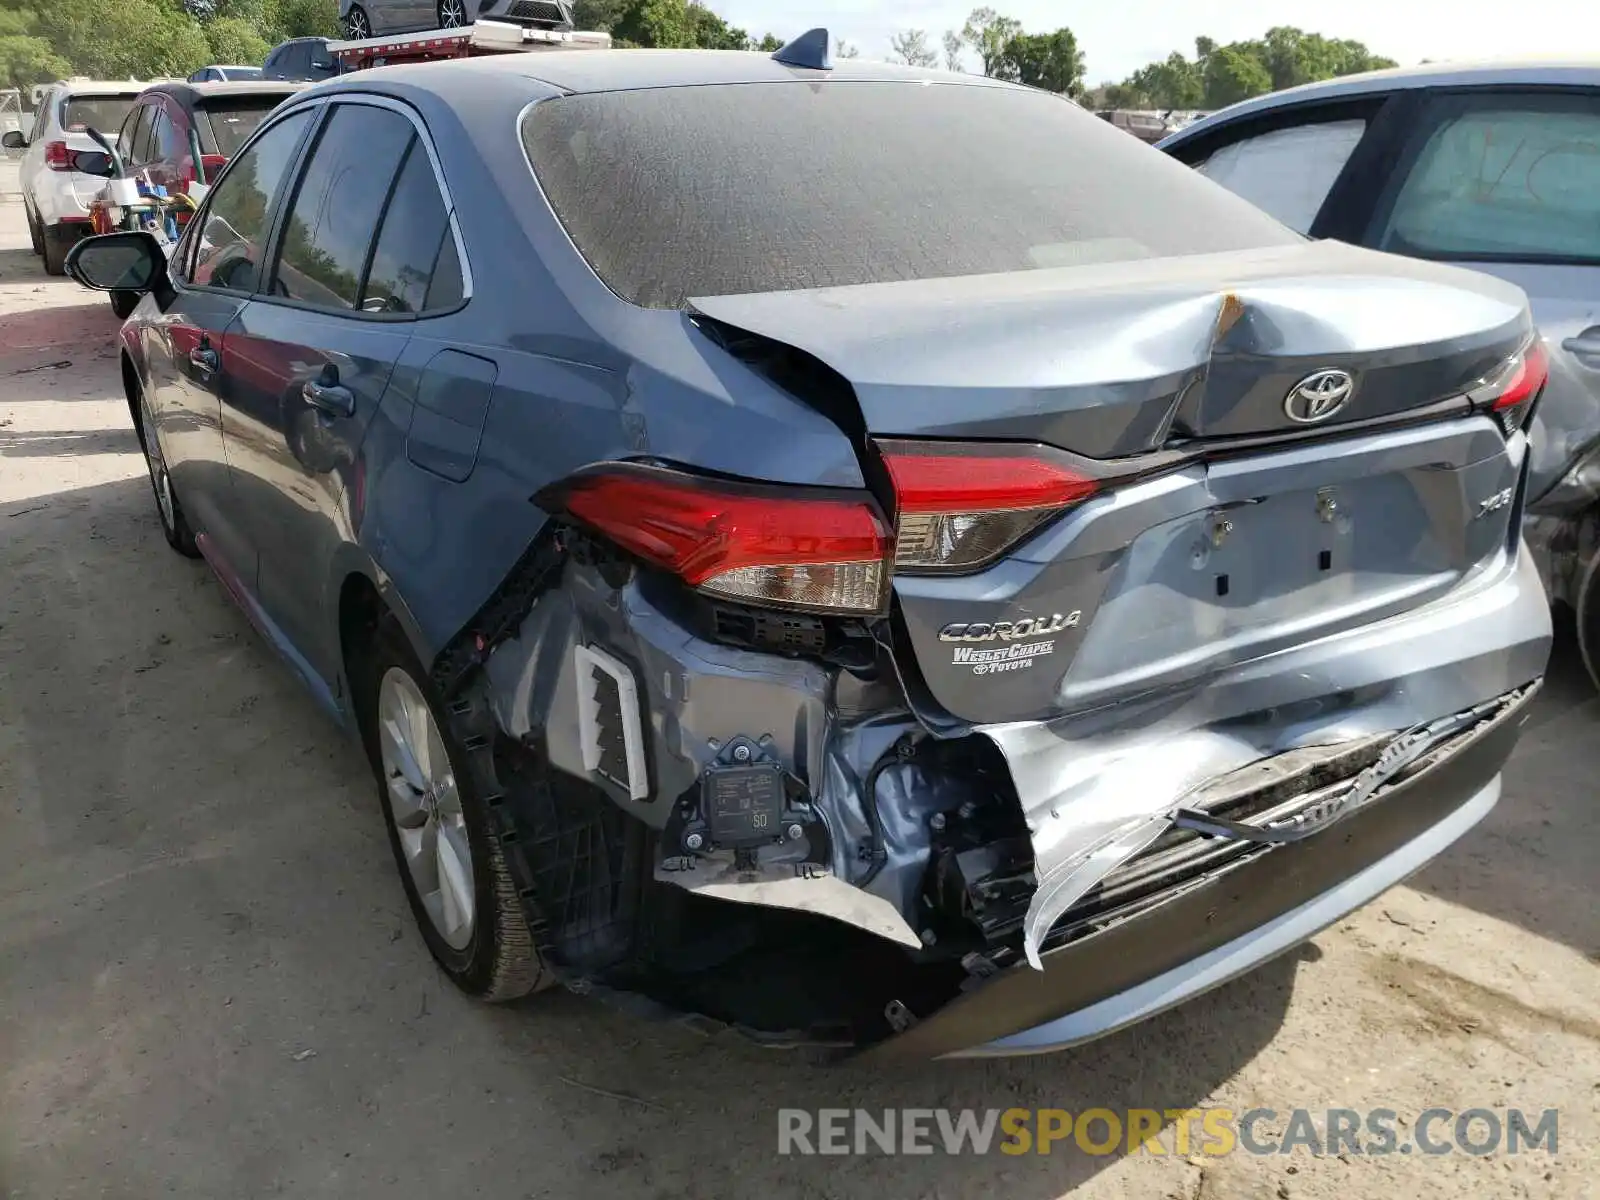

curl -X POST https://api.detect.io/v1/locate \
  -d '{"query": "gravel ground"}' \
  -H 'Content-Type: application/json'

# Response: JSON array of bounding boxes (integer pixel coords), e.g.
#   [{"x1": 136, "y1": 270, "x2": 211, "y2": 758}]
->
[{"x1": 0, "y1": 203, "x2": 1595, "y2": 1200}]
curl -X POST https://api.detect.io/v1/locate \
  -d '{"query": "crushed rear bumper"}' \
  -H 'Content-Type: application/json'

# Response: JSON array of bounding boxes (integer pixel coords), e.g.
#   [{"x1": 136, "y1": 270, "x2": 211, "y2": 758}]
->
[{"x1": 861, "y1": 679, "x2": 1535, "y2": 1062}]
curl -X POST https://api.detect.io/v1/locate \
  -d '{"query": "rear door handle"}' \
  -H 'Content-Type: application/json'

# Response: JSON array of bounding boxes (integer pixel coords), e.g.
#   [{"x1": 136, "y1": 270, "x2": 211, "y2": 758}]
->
[
  {"x1": 1561, "y1": 328, "x2": 1600, "y2": 363},
  {"x1": 302, "y1": 379, "x2": 355, "y2": 418},
  {"x1": 189, "y1": 345, "x2": 218, "y2": 372}
]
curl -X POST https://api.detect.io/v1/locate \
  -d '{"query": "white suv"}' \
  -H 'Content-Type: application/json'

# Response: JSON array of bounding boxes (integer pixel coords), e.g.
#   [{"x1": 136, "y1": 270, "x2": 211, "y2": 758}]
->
[{"x1": 3, "y1": 81, "x2": 142, "y2": 274}]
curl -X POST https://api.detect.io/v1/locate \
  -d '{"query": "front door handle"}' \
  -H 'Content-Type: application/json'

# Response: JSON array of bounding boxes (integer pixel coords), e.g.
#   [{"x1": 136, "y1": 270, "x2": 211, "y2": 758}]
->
[
  {"x1": 189, "y1": 344, "x2": 218, "y2": 372},
  {"x1": 303, "y1": 378, "x2": 355, "y2": 418}
]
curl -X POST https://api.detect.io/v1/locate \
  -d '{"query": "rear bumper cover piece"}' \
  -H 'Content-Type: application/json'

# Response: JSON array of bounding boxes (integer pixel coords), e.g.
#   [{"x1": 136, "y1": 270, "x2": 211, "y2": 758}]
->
[{"x1": 863, "y1": 679, "x2": 1535, "y2": 1062}]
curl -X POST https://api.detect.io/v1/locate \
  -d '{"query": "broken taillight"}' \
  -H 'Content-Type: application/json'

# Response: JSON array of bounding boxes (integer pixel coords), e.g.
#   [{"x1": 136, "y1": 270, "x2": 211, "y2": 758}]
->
[
  {"x1": 1472, "y1": 337, "x2": 1549, "y2": 438},
  {"x1": 878, "y1": 440, "x2": 1101, "y2": 573},
  {"x1": 538, "y1": 462, "x2": 892, "y2": 614},
  {"x1": 43, "y1": 140, "x2": 73, "y2": 172}
]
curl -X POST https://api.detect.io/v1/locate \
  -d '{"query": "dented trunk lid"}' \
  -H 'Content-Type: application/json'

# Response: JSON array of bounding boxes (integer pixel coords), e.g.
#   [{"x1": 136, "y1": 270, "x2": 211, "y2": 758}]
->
[{"x1": 690, "y1": 240, "x2": 1534, "y2": 725}]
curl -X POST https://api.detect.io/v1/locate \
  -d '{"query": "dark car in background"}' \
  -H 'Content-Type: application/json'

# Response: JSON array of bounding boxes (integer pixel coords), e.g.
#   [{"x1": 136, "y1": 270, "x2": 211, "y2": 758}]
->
[
  {"x1": 263, "y1": 37, "x2": 342, "y2": 81},
  {"x1": 1159, "y1": 61, "x2": 1600, "y2": 681},
  {"x1": 66, "y1": 47, "x2": 1549, "y2": 1060}
]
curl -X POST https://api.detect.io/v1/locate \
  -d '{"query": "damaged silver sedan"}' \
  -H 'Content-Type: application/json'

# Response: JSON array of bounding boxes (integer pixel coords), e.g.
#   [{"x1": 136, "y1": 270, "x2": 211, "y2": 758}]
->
[{"x1": 75, "y1": 33, "x2": 1552, "y2": 1058}]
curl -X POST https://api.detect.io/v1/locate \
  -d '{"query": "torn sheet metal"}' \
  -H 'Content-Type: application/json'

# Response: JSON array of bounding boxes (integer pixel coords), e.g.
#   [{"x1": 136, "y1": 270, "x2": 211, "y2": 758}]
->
[{"x1": 984, "y1": 548, "x2": 1550, "y2": 969}]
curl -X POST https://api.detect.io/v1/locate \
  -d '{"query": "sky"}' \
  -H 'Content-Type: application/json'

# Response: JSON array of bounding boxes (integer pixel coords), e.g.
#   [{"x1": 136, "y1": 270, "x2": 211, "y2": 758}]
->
[{"x1": 715, "y1": 0, "x2": 1587, "y2": 83}]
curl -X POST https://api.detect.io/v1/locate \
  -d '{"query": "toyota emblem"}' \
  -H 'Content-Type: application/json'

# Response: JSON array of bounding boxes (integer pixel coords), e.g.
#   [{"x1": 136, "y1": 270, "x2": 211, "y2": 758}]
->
[{"x1": 1283, "y1": 369, "x2": 1355, "y2": 423}]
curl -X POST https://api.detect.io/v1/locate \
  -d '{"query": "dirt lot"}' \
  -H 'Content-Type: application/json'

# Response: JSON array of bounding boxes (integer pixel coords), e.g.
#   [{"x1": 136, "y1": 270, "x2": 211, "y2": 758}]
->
[{"x1": 0, "y1": 204, "x2": 1595, "y2": 1200}]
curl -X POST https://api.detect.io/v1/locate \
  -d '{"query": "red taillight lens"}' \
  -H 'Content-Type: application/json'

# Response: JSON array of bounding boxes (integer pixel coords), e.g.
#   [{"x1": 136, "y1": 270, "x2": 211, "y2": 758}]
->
[
  {"x1": 1475, "y1": 337, "x2": 1549, "y2": 436},
  {"x1": 879, "y1": 440, "x2": 1101, "y2": 573},
  {"x1": 540, "y1": 462, "x2": 892, "y2": 614},
  {"x1": 44, "y1": 140, "x2": 72, "y2": 171}
]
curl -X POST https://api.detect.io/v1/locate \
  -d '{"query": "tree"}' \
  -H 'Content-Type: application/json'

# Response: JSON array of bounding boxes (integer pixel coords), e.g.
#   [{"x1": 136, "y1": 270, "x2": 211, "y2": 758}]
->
[
  {"x1": 998, "y1": 27, "x2": 1083, "y2": 96},
  {"x1": 755, "y1": 32, "x2": 783, "y2": 52},
  {"x1": 273, "y1": 0, "x2": 339, "y2": 38},
  {"x1": 34, "y1": 0, "x2": 211, "y2": 79},
  {"x1": 959, "y1": 7, "x2": 1021, "y2": 77},
  {"x1": 941, "y1": 29, "x2": 964, "y2": 71},
  {"x1": 1127, "y1": 51, "x2": 1203, "y2": 107},
  {"x1": 835, "y1": 38, "x2": 859, "y2": 59},
  {"x1": 1203, "y1": 43, "x2": 1272, "y2": 108},
  {"x1": 205, "y1": 15, "x2": 271, "y2": 65},
  {"x1": 0, "y1": 34, "x2": 68, "y2": 90},
  {"x1": 888, "y1": 28, "x2": 937, "y2": 68},
  {"x1": 571, "y1": 0, "x2": 631, "y2": 30}
]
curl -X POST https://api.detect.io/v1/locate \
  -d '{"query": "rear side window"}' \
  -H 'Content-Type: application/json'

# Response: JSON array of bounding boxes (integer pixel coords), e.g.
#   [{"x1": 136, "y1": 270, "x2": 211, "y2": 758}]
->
[
  {"x1": 200, "y1": 100, "x2": 283, "y2": 158},
  {"x1": 59, "y1": 95, "x2": 136, "y2": 137},
  {"x1": 521, "y1": 82, "x2": 1298, "y2": 309},
  {"x1": 151, "y1": 109, "x2": 182, "y2": 163},
  {"x1": 1373, "y1": 95, "x2": 1600, "y2": 265},
  {"x1": 360, "y1": 142, "x2": 460, "y2": 314},
  {"x1": 189, "y1": 109, "x2": 313, "y2": 292},
  {"x1": 1195, "y1": 119, "x2": 1367, "y2": 234},
  {"x1": 271, "y1": 104, "x2": 413, "y2": 310}
]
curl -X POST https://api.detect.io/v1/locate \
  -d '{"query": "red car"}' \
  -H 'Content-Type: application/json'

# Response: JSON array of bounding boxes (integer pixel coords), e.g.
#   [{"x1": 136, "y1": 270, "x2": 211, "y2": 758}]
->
[{"x1": 110, "y1": 79, "x2": 309, "y2": 206}]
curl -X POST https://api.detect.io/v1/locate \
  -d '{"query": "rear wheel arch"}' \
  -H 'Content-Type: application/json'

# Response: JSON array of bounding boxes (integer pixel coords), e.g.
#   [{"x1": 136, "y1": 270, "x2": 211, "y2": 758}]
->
[
  {"x1": 335, "y1": 564, "x2": 435, "y2": 735},
  {"x1": 120, "y1": 351, "x2": 144, "y2": 445}
]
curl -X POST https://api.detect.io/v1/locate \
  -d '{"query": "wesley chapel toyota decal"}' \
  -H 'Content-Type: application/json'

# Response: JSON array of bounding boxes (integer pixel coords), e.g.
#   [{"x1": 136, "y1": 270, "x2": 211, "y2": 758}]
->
[{"x1": 939, "y1": 612, "x2": 1081, "y2": 674}]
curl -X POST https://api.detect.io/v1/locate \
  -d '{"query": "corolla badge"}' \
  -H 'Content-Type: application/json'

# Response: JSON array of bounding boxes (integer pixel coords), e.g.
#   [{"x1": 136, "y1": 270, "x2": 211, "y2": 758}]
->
[
  {"x1": 938, "y1": 612, "x2": 1080, "y2": 643},
  {"x1": 1283, "y1": 369, "x2": 1355, "y2": 424}
]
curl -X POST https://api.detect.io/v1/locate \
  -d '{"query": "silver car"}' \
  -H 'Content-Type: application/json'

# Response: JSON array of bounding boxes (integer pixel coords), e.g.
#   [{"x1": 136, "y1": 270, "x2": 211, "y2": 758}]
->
[
  {"x1": 1159, "y1": 61, "x2": 1600, "y2": 680},
  {"x1": 339, "y1": 0, "x2": 572, "y2": 38}
]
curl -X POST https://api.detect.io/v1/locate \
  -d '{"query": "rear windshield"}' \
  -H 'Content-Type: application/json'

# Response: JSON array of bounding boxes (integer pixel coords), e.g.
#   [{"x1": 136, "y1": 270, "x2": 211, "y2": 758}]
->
[
  {"x1": 200, "y1": 100, "x2": 286, "y2": 157},
  {"x1": 520, "y1": 82, "x2": 1299, "y2": 309},
  {"x1": 59, "y1": 95, "x2": 136, "y2": 137}
]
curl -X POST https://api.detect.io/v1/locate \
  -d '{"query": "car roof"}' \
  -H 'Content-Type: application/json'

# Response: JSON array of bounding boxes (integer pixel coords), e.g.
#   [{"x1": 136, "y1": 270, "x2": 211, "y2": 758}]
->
[
  {"x1": 50, "y1": 81, "x2": 147, "y2": 97},
  {"x1": 338, "y1": 48, "x2": 1017, "y2": 97},
  {"x1": 143, "y1": 80, "x2": 310, "y2": 107},
  {"x1": 1168, "y1": 58, "x2": 1600, "y2": 141}
]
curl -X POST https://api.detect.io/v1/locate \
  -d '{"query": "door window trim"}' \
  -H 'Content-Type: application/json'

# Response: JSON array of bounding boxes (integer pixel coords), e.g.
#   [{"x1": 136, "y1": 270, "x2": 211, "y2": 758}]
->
[
  {"x1": 1360, "y1": 85, "x2": 1600, "y2": 269},
  {"x1": 254, "y1": 93, "x2": 473, "y2": 323},
  {"x1": 172, "y1": 100, "x2": 323, "y2": 298}
]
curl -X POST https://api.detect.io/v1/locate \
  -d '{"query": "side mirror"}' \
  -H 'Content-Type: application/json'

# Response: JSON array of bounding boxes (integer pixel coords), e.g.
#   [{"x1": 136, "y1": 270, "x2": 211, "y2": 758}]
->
[
  {"x1": 1, "y1": 130, "x2": 25, "y2": 150},
  {"x1": 64, "y1": 231, "x2": 167, "y2": 295},
  {"x1": 73, "y1": 150, "x2": 116, "y2": 178}
]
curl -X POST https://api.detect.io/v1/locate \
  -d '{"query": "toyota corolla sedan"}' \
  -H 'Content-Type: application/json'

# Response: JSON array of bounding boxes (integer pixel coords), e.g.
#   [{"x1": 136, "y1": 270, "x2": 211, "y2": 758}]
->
[{"x1": 66, "y1": 37, "x2": 1550, "y2": 1060}]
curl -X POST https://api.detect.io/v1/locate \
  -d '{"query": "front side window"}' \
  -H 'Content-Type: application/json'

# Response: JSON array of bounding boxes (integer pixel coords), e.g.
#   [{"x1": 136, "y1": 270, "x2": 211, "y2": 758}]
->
[
  {"x1": 118, "y1": 104, "x2": 151, "y2": 166},
  {"x1": 151, "y1": 109, "x2": 182, "y2": 164},
  {"x1": 520, "y1": 82, "x2": 1297, "y2": 309},
  {"x1": 270, "y1": 104, "x2": 412, "y2": 310},
  {"x1": 1195, "y1": 119, "x2": 1367, "y2": 234},
  {"x1": 189, "y1": 109, "x2": 314, "y2": 293},
  {"x1": 1373, "y1": 95, "x2": 1600, "y2": 265}
]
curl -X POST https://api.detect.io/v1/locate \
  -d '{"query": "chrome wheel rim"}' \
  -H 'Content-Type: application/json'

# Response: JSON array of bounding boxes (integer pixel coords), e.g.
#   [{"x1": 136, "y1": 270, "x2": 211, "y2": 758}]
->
[
  {"x1": 346, "y1": 8, "x2": 370, "y2": 36},
  {"x1": 378, "y1": 667, "x2": 476, "y2": 950},
  {"x1": 439, "y1": 0, "x2": 466, "y2": 27},
  {"x1": 139, "y1": 394, "x2": 175, "y2": 533}
]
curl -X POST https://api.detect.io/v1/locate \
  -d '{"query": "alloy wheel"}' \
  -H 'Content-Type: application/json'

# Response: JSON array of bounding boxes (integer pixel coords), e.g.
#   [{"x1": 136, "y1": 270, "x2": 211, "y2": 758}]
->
[
  {"x1": 345, "y1": 6, "x2": 371, "y2": 37},
  {"x1": 438, "y1": 0, "x2": 467, "y2": 27},
  {"x1": 377, "y1": 667, "x2": 477, "y2": 950},
  {"x1": 139, "y1": 394, "x2": 176, "y2": 535}
]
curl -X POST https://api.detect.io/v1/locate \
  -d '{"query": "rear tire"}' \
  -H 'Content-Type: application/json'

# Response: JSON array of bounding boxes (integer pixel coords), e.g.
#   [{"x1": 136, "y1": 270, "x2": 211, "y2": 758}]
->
[
  {"x1": 1576, "y1": 548, "x2": 1600, "y2": 693},
  {"x1": 132, "y1": 376, "x2": 200, "y2": 558},
  {"x1": 358, "y1": 620, "x2": 549, "y2": 1001},
  {"x1": 111, "y1": 290, "x2": 139, "y2": 319},
  {"x1": 437, "y1": 0, "x2": 467, "y2": 28},
  {"x1": 41, "y1": 224, "x2": 72, "y2": 276},
  {"x1": 342, "y1": 4, "x2": 371, "y2": 37},
  {"x1": 27, "y1": 207, "x2": 44, "y2": 256}
]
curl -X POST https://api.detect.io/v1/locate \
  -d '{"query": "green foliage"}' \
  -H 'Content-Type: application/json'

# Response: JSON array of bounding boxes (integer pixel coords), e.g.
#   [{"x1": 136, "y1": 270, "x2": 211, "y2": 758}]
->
[
  {"x1": 888, "y1": 28, "x2": 937, "y2": 68},
  {"x1": 1202, "y1": 44, "x2": 1272, "y2": 108},
  {"x1": 0, "y1": 33, "x2": 68, "y2": 89},
  {"x1": 1109, "y1": 25, "x2": 1397, "y2": 110},
  {"x1": 959, "y1": 7, "x2": 1021, "y2": 78},
  {"x1": 205, "y1": 15, "x2": 271, "y2": 65},
  {"x1": 273, "y1": 0, "x2": 339, "y2": 38},
  {"x1": 998, "y1": 27, "x2": 1083, "y2": 96}
]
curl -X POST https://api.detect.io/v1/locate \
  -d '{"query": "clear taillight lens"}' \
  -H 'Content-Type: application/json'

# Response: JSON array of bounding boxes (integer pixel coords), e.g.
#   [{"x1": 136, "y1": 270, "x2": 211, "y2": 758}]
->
[
  {"x1": 536, "y1": 462, "x2": 892, "y2": 615},
  {"x1": 878, "y1": 440, "x2": 1101, "y2": 573},
  {"x1": 1472, "y1": 336, "x2": 1550, "y2": 438}
]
